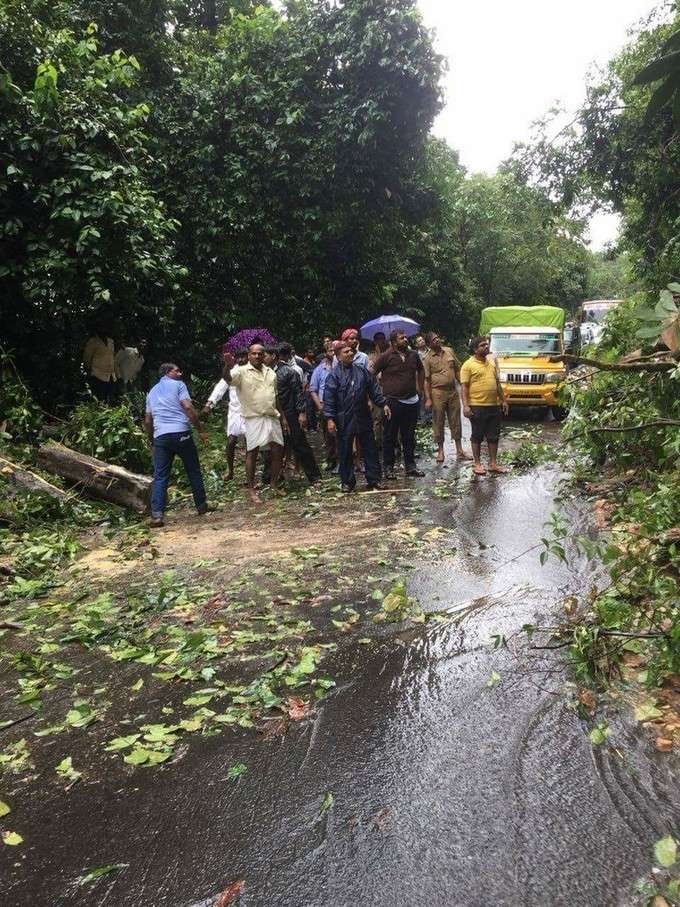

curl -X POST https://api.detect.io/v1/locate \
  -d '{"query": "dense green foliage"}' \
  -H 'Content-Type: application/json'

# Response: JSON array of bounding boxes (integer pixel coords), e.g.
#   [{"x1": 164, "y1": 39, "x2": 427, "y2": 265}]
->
[
  {"x1": 556, "y1": 300, "x2": 680, "y2": 686},
  {"x1": 453, "y1": 170, "x2": 590, "y2": 310},
  {"x1": 586, "y1": 251, "x2": 638, "y2": 301},
  {"x1": 0, "y1": 352, "x2": 44, "y2": 443},
  {"x1": 0, "y1": 0, "x2": 601, "y2": 405},
  {"x1": 63, "y1": 400, "x2": 152, "y2": 472},
  {"x1": 0, "y1": 4, "x2": 186, "y2": 396}
]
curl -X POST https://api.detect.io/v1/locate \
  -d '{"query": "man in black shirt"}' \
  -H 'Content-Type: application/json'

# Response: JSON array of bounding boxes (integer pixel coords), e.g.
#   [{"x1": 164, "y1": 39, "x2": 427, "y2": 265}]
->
[
  {"x1": 262, "y1": 345, "x2": 321, "y2": 486},
  {"x1": 371, "y1": 330, "x2": 425, "y2": 479}
]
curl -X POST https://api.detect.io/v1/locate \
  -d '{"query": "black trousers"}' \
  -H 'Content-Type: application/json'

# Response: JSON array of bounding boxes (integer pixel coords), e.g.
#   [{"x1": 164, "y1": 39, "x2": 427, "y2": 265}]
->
[
  {"x1": 88, "y1": 376, "x2": 118, "y2": 403},
  {"x1": 383, "y1": 398, "x2": 418, "y2": 472},
  {"x1": 262, "y1": 413, "x2": 320, "y2": 483},
  {"x1": 338, "y1": 422, "x2": 380, "y2": 488}
]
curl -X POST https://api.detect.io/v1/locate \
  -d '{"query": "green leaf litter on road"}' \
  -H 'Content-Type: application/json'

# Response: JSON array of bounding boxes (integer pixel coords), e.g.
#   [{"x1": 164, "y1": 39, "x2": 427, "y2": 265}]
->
[
  {"x1": 634, "y1": 700, "x2": 664, "y2": 723},
  {"x1": 319, "y1": 791, "x2": 334, "y2": 815},
  {"x1": 589, "y1": 723, "x2": 611, "y2": 746},
  {"x1": 654, "y1": 835, "x2": 678, "y2": 868},
  {"x1": 486, "y1": 671, "x2": 502, "y2": 688},
  {"x1": 78, "y1": 863, "x2": 128, "y2": 886},
  {"x1": 55, "y1": 756, "x2": 82, "y2": 783},
  {"x1": 2, "y1": 830, "x2": 23, "y2": 846},
  {"x1": 225, "y1": 762, "x2": 248, "y2": 781},
  {"x1": 0, "y1": 800, "x2": 10, "y2": 817}
]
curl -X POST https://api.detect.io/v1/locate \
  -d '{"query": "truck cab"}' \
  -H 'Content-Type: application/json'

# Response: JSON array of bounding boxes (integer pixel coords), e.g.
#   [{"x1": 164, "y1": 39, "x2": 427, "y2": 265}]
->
[{"x1": 480, "y1": 306, "x2": 567, "y2": 419}]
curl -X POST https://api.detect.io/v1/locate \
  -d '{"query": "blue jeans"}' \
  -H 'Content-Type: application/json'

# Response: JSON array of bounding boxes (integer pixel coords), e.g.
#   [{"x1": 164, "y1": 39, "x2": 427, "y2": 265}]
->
[{"x1": 151, "y1": 432, "x2": 206, "y2": 517}]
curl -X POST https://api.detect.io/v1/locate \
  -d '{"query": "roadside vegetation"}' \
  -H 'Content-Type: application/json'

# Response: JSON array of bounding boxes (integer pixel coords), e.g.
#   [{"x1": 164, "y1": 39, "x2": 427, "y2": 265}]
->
[{"x1": 543, "y1": 298, "x2": 680, "y2": 688}]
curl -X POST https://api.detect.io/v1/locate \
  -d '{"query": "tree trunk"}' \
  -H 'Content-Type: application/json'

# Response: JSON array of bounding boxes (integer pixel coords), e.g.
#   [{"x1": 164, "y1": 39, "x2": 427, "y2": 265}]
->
[
  {"x1": 204, "y1": 0, "x2": 217, "y2": 32},
  {"x1": 36, "y1": 443, "x2": 151, "y2": 512},
  {"x1": 0, "y1": 456, "x2": 68, "y2": 501}
]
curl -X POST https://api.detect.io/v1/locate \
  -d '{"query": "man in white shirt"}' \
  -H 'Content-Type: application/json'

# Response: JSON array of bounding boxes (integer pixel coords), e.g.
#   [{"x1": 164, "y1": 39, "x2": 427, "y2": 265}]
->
[
  {"x1": 204, "y1": 348, "x2": 248, "y2": 481},
  {"x1": 115, "y1": 339, "x2": 147, "y2": 388}
]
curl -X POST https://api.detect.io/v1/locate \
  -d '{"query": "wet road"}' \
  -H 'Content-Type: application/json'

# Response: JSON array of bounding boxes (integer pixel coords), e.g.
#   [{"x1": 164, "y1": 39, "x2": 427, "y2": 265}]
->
[{"x1": 3, "y1": 422, "x2": 678, "y2": 906}]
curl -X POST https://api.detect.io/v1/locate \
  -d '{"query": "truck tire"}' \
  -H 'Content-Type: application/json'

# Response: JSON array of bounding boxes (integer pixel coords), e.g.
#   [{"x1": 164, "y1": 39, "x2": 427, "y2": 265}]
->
[{"x1": 551, "y1": 406, "x2": 568, "y2": 422}]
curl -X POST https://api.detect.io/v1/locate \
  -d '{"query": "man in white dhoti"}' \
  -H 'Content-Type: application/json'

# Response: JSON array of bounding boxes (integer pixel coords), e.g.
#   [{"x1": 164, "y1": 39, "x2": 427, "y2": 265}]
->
[
  {"x1": 204, "y1": 348, "x2": 248, "y2": 481},
  {"x1": 223, "y1": 342, "x2": 284, "y2": 502}
]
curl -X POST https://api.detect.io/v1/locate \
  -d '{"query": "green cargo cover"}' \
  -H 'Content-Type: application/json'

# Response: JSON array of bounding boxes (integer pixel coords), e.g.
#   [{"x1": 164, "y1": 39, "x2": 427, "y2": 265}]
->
[{"x1": 479, "y1": 306, "x2": 566, "y2": 335}]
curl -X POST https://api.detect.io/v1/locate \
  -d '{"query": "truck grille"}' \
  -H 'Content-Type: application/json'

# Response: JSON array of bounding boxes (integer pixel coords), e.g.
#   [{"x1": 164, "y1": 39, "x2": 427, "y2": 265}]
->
[{"x1": 505, "y1": 373, "x2": 545, "y2": 385}]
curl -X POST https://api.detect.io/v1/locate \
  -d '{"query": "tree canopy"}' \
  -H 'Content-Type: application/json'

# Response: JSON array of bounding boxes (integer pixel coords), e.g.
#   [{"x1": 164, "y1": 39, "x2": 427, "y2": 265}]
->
[
  {"x1": 1, "y1": 0, "x2": 601, "y2": 403},
  {"x1": 510, "y1": 4, "x2": 680, "y2": 300}
]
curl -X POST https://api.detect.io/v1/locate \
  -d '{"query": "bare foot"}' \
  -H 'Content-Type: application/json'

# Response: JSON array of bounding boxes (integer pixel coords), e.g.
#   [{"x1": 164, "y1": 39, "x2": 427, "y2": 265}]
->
[
  {"x1": 456, "y1": 450, "x2": 473, "y2": 460},
  {"x1": 488, "y1": 464, "x2": 509, "y2": 474},
  {"x1": 435, "y1": 451, "x2": 445, "y2": 464},
  {"x1": 223, "y1": 471, "x2": 233, "y2": 482},
  {"x1": 247, "y1": 489, "x2": 260, "y2": 503},
  {"x1": 473, "y1": 463, "x2": 487, "y2": 476}
]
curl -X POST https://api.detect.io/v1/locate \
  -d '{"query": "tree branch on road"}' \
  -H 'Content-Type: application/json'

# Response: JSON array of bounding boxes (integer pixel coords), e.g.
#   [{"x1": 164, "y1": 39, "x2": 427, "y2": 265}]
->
[{"x1": 552, "y1": 353, "x2": 679, "y2": 372}]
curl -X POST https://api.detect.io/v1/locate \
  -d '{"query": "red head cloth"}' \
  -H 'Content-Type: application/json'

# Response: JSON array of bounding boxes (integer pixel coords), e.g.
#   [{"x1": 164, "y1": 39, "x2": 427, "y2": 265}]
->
[
  {"x1": 332, "y1": 340, "x2": 346, "y2": 352},
  {"x1": 341, "y1": 327, "x2": 358, "y2": 341}
]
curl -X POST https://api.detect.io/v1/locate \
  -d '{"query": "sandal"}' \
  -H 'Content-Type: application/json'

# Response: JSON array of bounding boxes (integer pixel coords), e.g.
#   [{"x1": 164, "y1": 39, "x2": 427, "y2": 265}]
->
[
  {"x1": 488, "y1": 465, "x2": 509, "y2": 474},
  {"x1": 473, "y1": 464, "x2": 487, "y2": 476}
]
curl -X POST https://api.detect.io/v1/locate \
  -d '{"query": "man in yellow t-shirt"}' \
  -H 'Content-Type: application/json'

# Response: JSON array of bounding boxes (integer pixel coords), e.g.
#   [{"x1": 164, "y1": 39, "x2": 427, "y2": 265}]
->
[{"x1": 460, "y1": 336, "x2": 509, "y2": 476}]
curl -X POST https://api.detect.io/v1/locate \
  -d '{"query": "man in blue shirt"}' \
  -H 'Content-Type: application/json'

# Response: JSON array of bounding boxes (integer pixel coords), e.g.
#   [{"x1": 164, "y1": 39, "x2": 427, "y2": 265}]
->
[
  {"x1": 339, "y1": 327, "x2": 369, "y2": 368},
  {"x1": 309, "y1": 339, "x2": 338, "y2": 472},
  {"x1": 144, "y1": 363, "x2": 212, "y2": 527},
  {"x1": 323, "y1": 341, "x2": 390, "y2": 492}
]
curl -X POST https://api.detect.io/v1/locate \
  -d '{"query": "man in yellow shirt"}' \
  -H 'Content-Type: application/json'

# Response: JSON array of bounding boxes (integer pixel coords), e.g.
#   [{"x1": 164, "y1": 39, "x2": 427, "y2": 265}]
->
[
  {"x1": 83, "y1": 324, "x2": 117, "y2": 402},
  {"x1": 460, "y1": 336, "x2": 509, "y2": 476}
]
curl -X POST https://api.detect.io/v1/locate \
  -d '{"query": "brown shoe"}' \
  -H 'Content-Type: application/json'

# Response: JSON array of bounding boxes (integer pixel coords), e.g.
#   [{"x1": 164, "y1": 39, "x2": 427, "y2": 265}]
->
[{"x1": 149, "y1": 516, "x2": 164, "y2": 528}]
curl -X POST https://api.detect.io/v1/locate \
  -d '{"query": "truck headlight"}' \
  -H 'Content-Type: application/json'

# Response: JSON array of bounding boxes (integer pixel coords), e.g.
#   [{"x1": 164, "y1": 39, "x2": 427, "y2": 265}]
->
[
  {"x1": 499, "y1": 372, "x2": 508, "y2": 382},
  {"x1": 545, "y1": 372, "x2": 564, "y2": 383}
]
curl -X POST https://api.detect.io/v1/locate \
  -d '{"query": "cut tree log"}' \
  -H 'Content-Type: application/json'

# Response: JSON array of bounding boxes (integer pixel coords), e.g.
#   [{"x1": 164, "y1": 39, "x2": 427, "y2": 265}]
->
[
  {"x1": 37, "y1": 442, "x2": 151, "y2": 512},
  {"x1": 0, "y1": 456, "x2": 68, "y2": 501}
]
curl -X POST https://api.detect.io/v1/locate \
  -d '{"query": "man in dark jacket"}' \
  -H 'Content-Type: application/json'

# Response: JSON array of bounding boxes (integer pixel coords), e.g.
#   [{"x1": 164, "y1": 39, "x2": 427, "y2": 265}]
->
[
  {"x1": 323, "y1": 341, "x2": 391, "y2": 492},
  {"x1": 262, "y1": 345, "x2": 321, "y2": 486}
]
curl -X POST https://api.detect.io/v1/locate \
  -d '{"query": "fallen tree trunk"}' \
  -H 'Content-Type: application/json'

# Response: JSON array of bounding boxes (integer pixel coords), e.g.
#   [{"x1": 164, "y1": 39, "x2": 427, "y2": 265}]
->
[
  {"x1": 37, "y1": 442, "x2": 151, "y2": 512},
  {"x1": 552, "y1": 353, "x2": 679, "y2": 372},
  {"x1": 0, "y1": 456, "x2": 68, "y2": 501}
]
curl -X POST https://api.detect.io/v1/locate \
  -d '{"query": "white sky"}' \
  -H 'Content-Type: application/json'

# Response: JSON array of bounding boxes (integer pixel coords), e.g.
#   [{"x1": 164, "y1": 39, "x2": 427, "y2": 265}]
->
[{"x1": 417, "y1": 0, "x2": 661, "y2": 248}]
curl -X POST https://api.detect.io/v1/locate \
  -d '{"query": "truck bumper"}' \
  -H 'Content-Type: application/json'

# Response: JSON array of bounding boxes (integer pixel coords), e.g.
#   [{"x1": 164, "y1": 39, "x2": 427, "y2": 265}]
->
[{"x1": 502, "y1": 383, "x2": 560, "y2": 408}]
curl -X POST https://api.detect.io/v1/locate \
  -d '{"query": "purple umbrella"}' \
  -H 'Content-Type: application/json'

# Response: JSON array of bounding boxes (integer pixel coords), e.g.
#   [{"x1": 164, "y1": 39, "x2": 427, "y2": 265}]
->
[
  {"x1": 360, "y1": 315, "x2": 421, "y2": 341},
  {"x1": 222, "y1": 328, "x2": 278, "y2": 355}
]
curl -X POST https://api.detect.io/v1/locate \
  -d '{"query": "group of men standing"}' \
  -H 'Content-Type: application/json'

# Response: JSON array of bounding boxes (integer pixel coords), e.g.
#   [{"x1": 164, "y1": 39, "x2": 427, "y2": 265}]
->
[
  {"x1": 82, "y1": 322, "x2": 147, "y2": 401},
  {"x1": 142, "y1": 328, "x2": 509, "y2": 524}
]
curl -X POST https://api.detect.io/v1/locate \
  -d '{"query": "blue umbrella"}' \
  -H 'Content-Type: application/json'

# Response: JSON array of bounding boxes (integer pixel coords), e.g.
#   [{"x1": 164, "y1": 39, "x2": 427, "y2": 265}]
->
[{"x1": 360, "y1": 315, "x2": 421, "y2": 341}]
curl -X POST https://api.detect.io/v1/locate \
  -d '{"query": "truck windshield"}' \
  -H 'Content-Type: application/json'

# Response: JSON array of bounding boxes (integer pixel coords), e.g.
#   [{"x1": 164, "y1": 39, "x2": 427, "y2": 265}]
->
[
  {"x1": 581, "y1": 307, "x2": 615, "y2": 324},
  {"x1": 490, "y1": 333, "x2": 560, "y2": 355}
]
